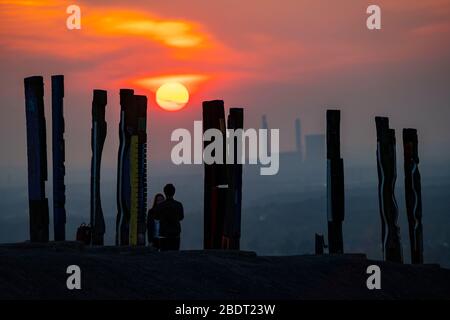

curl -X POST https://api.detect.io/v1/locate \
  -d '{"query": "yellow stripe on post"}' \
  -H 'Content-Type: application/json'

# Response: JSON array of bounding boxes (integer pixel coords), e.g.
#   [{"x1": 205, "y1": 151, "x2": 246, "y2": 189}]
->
[{"x1": 129, "y1": 135, "x2": 139, "y2": 246}]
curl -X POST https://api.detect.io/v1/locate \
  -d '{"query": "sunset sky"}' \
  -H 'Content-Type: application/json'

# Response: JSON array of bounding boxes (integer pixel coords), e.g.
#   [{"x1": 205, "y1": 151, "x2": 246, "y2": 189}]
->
[{"x1": 1, "y1": 0, "x2": 450, "y2": 175}]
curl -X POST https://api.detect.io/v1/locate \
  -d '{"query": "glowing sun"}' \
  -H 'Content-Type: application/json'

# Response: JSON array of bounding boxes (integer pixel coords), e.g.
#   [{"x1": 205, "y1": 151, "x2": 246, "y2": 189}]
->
[{"x1": 156, "y1": 82, "x2": 189, "y2": 111}]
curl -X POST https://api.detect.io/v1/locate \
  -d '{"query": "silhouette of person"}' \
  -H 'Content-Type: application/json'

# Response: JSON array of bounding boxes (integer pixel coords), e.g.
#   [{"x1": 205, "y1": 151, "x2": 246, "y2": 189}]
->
[
  {"x1": 150, "y1": 184, "x2": 184, "y2": 251},
  {"x1": 147, "y1": 193, "x2": 165, "y2": 249}
]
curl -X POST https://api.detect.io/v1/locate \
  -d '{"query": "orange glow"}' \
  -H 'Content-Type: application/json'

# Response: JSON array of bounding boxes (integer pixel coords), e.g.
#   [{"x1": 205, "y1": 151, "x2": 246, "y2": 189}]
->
[
  {"x1": 0, "y1": 1, "x2": 214, "y2": 59},
  {"x1": 0, "y1": 0, "x2": 224, "y2": 94},
  {"x1": 0, "y1": 0, "x2": 60, "y2": 6},
  {"x1": 85, "y1": 10, "x2": 207, "y2": 48},
  {"x1": 2, "y1": 0, "x2": 448, "y2": 110},
  {"x1": 134, "y1": 74, "x2": 208, "y2": 92}
]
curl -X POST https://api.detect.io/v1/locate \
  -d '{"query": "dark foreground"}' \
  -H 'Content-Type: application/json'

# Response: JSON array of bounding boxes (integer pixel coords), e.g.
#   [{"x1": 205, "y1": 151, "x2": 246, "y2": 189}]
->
[{"x1": 0, "y1": 242, "x2": 449, "y2": 300}]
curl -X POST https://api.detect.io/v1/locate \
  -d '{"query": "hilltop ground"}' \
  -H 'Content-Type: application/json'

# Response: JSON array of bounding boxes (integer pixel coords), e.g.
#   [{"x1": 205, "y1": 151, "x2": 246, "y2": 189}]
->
[{"x1": 0, "y1": 242, "x2": 449, "y2": 299}]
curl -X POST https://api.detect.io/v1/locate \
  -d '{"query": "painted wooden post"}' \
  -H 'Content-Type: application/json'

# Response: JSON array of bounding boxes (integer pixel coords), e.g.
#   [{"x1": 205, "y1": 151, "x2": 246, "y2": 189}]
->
[
  {"x1": 24, "y1": 76, "x2": 49, "y2": 242},
  {"x1": 223, "y1": 108, "x2": 244, "y2": 250},
  {"x1": 116, "y1": 89, "x2": 134, "y2": 246},
  {"x1": 375, "y1": 117, "x2": 403, "y2": 263},
  {"x1": 403, "y1": 128, "x2": 423, "y2": 264},
  {"x1": 129, "y1": 95, "x2": 147, "y2": 246},
  {"x1": 326, "y1": 110, "x2": 345, "y2": 254},
  {"x1": 203, "y1": 100, "x2": 227, "y2": 249},
  {"x1": 90, "y1": 89, "x2": 107, "y2": 245},
  {"x1": 51, "y1": 75, "x2": 66, "y2": 241},
  {"x1": 295, "y1": 118, "x2": 302, "y2": 161}
]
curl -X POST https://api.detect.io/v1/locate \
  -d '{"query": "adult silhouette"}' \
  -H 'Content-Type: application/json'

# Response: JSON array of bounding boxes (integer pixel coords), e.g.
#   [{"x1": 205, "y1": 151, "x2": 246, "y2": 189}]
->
[
  {"x1": 147, "y1": 193, "x2": 165, "y2": 249},
  {"x1": 150, "y1": 184, "x2": 184, "y2": 251}
]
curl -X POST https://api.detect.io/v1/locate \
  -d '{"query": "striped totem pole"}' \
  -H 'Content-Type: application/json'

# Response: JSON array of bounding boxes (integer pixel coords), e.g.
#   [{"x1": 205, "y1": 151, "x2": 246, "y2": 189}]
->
[
  {"x1": 129, "y1": 95, "x2": 148, "y2": 246},
  {"x1": 116, "y1": 89, "x2": 148, "y2": 246}
]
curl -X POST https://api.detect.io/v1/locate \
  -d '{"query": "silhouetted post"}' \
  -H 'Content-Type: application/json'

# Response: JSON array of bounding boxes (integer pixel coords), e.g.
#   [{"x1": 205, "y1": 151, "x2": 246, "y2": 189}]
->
[
  {"x1": 51, "y1": 75, "x2": 66, "y2": 241},
  {"x1": 223, "y1": 108, "x2": 244, "y2": 250},
  {"x1": 24, "y1": 76, "x2": 49, "y2": 242},
  {"x1": 326, "y1": 110, "x2": 344, "y2": 254},
  {"x1": 137, "y1": 95, "x2": 148, "y2": 246},
  {"x1": 315, "y1": 233, "x2": 326, "y2": 255},
  {"x1": 403, "y1": 129, "x2": 423, "y2": 264},
  {"x1": 90, "y1": 90, "x2": 107, "y2": 245},
  {"x1": 203, "y1": 100, "x2": 227, "y2": 249},
  {"x1": 129, "y1": 95, "x2": 147, "y2": 246},
  {"x1": 116, "y1": 89, "x2": 135, "y2": 246},
  {"x1": 295, "y1": 118, "x2": 303, "y2": 162},
  {"x1": 375, "y1": 117, "x2": 403, "y2": 263}
]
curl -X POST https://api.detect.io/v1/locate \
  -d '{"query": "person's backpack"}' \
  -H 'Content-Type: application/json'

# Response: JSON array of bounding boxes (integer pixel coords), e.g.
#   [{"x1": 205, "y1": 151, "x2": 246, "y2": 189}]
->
[{"x1": 76, "y1": 223, "x2": 92, "y2": 245}]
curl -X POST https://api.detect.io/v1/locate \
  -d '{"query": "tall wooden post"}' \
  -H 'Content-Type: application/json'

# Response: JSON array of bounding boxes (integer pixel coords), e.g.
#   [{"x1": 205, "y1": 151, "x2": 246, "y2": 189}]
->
[
  {"x1": 223, "y1": 108, "x2": 244, "y2": 250},
  {"x1": 137, "y1": 95, "x2": 148, "y2": 246},
  {"x1": 24, "y1": 76, "x2": 49, "y2": 242},
  {"x1": 403, "y1": 128, "x2": 423, "y2": 264},
  {"x1": 116, "y1": 89, "x2": 134, "y2": 246},
  {"x1": 295, "y1": 118, "x2": 302, "y2": 161},
  {"x1": 129, "y1": 95, "x2": 147, "y2": 246},
  {"x1": 90, "y1": 90, "x2": 107, "y2": 245},
  {"x1": 326, "y1": 110, "x2": 344, "y2": 254},
  {"x1": 51, "y1": 75, "x2": 66, "y2": 241},
  {"x1": 375, "y1": 117, "x2": 403, "y2": 263},
  {"x1": 203, "y1": 100, "x2": 227, "y2": 249}
]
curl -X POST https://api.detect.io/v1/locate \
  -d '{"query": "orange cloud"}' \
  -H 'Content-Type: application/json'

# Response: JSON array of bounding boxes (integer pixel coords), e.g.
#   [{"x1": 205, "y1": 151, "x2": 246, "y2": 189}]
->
[
  {"x1": 84, "y1": 9, "x2": 209, "y2": 49},
  {"x1": 0, "y1": 0, "x2": 230, "y2": 96},
  {"x1": 0, "y1": 0, "x2": 215, "y2": 58},
  {"x1": 0, "y1": 0, "x2": 60, "y2": 6},
  {"x1": 134, "y1": 74, "x2": 209, "y2": 93}
]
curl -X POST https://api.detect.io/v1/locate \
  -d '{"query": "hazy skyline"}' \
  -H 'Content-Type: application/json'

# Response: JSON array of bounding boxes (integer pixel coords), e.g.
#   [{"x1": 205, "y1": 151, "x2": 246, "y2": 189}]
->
[{"x1": 1, "y1": 0, "x2": 450, "y2": 174}]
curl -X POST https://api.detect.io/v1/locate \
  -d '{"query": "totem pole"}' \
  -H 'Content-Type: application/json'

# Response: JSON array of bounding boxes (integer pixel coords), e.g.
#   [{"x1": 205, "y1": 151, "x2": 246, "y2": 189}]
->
[
  {"x1": 90, "y1": 90, "x2": 107, "y2": 245},
  {"x1": 129, "y1": 95, "x2": 147, "y2": 246},
  {"x1": 375, "y1": 117, "x2": 403, "y2": 263},
  {"x1": 295, "y1": 118, "x2": 303, "y2": 161},
  {"x1": 24, "y1": 76, "x2": 49, "y2": 242},
  {"x1": 326, "y1": 110, "x2": 345, "y2": 254},
  {"x1": 222, "y1": 108, "x2": 244, "y2": 250},
  {"x1": 51, "y1": 75, "x2": 66, "y2": 241},
  {"x1": 403, "y1": 128, "x2": 423, "y2": 264},
  {"x1": 116, "y1": 89, "x2": 148, "y2": 246},
  {"x1": 116, "y1": 89, "x2": 134, "y2": 246},
  {"x1": 203, "y1": 100, "x2": 227, "y2": 249}
]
